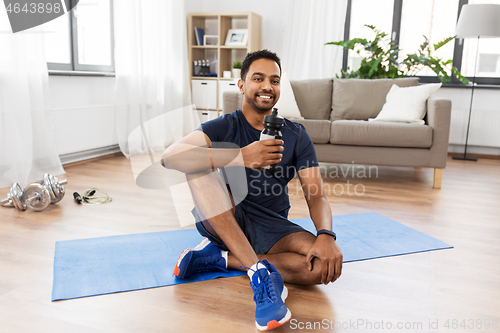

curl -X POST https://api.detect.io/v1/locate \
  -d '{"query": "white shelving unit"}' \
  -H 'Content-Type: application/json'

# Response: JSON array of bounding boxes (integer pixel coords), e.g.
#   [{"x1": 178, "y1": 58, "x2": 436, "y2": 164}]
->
[{"x1": 188, "y1": 12, "x2": 262, "y2": 118}]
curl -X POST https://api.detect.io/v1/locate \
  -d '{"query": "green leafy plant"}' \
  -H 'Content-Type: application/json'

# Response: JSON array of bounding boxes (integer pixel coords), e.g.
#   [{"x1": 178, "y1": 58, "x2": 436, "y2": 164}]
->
[
  {"x1": 326, "y1": 24, "x2": 467, "y2": 84},
  {"x1": 232, "y1": 61, "x2": 242, "y2": 69}
]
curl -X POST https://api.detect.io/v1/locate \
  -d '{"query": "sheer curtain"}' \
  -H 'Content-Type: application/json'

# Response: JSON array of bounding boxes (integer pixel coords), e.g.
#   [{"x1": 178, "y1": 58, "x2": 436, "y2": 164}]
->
[
  {"x1": 114, "y1": 0, "x2": 197, "y2": 159},
  {"x1": 282, "y1": 0, "x2": 348, "y2": 80},
  {"x1": 0, "y1": 13, "x2": 64, "y2": 188}
]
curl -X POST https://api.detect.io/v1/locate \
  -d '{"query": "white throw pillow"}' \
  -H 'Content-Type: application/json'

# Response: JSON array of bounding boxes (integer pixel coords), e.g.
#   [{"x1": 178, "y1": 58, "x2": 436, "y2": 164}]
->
[
  {"x1": 274, "y1": 73, "x2": 304, "y2": 120},
  {"x1": 369, "y1": 83, "x2": 442, "y2": 125}
]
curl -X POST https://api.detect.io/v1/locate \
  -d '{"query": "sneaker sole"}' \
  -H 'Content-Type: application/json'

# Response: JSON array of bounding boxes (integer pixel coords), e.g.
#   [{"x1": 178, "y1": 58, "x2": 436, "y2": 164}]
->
[
  {"x1": 282, "y1": 286, "x2": 288, "y2": 302},
  {"x1": 255, "y1": 308, "x2": 292, "y2": 331},
  {"x1": 173, "y1": 238, "x2": 211, "y2": 278}
]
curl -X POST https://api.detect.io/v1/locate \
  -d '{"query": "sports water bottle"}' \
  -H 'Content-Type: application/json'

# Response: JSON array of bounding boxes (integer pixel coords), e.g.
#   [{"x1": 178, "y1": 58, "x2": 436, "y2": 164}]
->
[{"x1": 260, "y1": 108, "x2": 284, "y2": 172}]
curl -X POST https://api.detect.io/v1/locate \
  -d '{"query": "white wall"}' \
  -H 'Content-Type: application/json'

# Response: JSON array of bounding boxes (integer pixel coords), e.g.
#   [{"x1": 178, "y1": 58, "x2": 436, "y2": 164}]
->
[{"x1": 49, "y1": 0, "x2": 499, "y2": 158}]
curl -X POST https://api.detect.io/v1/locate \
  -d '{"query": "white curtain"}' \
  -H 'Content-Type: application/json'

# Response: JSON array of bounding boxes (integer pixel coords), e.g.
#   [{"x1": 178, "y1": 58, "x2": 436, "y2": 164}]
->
[
  {"x1": 282, "y1": 0, "x2": 348, "y2": 80},
  {"x1": 0, "y1": 14, "x2": 64, "y2": 188},
  {"x1": 114, "y1": 0, "x2": 198, "y2": 158}
]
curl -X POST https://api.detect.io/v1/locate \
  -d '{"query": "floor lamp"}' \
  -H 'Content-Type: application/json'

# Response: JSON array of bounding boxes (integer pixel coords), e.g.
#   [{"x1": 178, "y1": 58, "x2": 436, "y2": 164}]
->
[{"x1": 453, "y1": 4, "x2": 500, "y2": 161}]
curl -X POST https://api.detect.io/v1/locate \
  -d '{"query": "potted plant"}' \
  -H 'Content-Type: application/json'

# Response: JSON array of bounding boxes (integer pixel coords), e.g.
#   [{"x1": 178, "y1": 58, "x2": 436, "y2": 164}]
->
[
  {"x1": 326, "y1": 24, "x2": 467, "y2": 84},
  {"x1": 232, "y1": 61, "x2": 242, "y2": 79}
]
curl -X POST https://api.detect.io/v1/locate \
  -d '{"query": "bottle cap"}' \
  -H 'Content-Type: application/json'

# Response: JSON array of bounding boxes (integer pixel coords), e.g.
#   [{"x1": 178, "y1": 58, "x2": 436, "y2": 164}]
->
[{"x1": 263, "y1": 108, "x2": 284, "y2": 128}]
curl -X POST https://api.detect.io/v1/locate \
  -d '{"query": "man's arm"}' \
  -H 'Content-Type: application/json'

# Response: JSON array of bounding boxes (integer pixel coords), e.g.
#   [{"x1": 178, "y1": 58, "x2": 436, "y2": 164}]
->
[
  {"x1": 297, "y1": 166, "x2": 343, "y2": 284},
  {"x1": 161, "y1": 130, "x2": 284, "y2": 174},
  {"x1": 161, "y1": 130, "x2": 238, "y2": 173}
]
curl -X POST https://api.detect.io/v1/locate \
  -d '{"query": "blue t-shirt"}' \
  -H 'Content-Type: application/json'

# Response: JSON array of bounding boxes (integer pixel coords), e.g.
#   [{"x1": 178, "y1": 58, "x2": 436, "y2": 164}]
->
[{"x1": 197, "y1": 109, "x2": 318, "y2": 218}]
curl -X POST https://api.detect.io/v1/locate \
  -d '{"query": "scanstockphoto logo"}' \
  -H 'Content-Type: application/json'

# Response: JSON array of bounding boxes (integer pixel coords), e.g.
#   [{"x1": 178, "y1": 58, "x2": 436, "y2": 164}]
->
[{"x1": 3, "y1": 0, "x2": 79, "y2": 33}]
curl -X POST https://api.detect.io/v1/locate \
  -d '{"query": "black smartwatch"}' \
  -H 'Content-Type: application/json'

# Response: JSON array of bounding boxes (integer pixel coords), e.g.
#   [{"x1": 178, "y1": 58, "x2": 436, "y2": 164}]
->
[{"x1": 317, "y1": 229, "x2": 337, "y2": 241}]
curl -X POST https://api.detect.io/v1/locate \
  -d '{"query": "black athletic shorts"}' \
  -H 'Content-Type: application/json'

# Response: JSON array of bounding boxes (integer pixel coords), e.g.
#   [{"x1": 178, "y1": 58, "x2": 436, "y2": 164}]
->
[{"x1": 194, "y1": 199, "x2": 312, "y2": 254}]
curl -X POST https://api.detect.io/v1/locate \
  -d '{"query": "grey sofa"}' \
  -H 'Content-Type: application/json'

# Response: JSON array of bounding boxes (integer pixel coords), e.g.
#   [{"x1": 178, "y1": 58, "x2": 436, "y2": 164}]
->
[{"x1": 223, "y1": 78, "x2": 451, "y2": 189}]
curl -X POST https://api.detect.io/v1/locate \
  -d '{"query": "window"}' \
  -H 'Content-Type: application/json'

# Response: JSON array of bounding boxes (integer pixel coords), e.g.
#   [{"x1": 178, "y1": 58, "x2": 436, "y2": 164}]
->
[
  {"x1": 347, "y1": 0, "x2": 394, "y2": 72},
  {"x1": 44, "y1": 0, "x2": 114, "y2": 72},
  {"x1": 343, "y1": 0, "x2": 500, "y2": 85},
  {"x1": 399, "y1": 0, "x2": 459, "y2": 77},
  {"x1": 478, "y1": 54, "x2": 500, "y2": 74}
]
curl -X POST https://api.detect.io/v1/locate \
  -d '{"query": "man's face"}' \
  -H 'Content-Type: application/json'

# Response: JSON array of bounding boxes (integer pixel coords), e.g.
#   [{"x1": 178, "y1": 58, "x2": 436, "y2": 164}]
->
[{"x1": 239, "y1": 58, "x2": 281, "y2": 113}]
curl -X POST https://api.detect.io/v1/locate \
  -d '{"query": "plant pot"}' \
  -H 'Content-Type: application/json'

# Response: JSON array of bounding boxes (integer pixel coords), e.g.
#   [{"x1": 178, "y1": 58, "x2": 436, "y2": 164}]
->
[{"x1": 232, "y1": 68, "x2": 241, "y2": 80}]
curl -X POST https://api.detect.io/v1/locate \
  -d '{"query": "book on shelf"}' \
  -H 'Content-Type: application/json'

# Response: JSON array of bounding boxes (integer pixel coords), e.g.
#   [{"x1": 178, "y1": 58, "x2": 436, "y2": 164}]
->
[{"x1": 194, "y1": 27, "x2": 205, "y2": 46}]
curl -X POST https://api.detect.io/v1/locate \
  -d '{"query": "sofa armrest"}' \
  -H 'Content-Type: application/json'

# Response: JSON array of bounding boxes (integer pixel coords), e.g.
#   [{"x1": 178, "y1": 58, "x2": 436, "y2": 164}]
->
[
  {"x1": 427, "y1": 97, "x2": 452, "y2": 168},
  {"x1": 222, "y1": 91, "x2": 243, "y2": 115}
]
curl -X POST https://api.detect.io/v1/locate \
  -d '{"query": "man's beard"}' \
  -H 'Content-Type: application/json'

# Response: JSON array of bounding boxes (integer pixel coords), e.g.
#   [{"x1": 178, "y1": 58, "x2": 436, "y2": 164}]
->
[{"x1": 245, "y1": 91, "x2": 277, "y2": 113}]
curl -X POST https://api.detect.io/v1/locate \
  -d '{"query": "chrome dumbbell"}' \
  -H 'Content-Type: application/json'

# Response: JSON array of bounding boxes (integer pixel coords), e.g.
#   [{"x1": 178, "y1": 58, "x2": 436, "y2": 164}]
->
[
  {"x1": 0, "y1": 183, "x2": 27, "y2": 211},
  {"x1": 1, "y1": 174, "x2": 67, "y2": 212},
  {"x1": 39, "y1": 173, "x2": 67, "y2": 204},
  {"x1": 0, "y1": 182, "x2": 51, "y2": 212}
]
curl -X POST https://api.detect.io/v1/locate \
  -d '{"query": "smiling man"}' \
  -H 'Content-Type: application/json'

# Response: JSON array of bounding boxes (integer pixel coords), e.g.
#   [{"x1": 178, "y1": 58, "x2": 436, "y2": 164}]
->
[{"x1": 161, "y1": 50, "x2": 342, "y2": 331}]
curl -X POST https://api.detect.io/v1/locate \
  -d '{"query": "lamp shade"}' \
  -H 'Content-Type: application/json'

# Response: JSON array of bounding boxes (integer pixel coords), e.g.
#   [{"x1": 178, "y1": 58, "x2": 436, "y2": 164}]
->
[{"x1": 456, "y1": 4, "x2": 500, "y2": 38}]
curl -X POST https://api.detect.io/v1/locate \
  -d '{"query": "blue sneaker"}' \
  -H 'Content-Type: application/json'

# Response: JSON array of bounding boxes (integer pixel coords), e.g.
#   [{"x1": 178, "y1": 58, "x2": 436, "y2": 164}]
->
[
  {"x1": 173, "y1": 238, "x2": 228, "y2": 279},
  {"x1": 261, "y1": 259, "x2": 288, "y2": 302},
  {"x1": 248, "y1": 260, "x2": 291, "y2": 331}
]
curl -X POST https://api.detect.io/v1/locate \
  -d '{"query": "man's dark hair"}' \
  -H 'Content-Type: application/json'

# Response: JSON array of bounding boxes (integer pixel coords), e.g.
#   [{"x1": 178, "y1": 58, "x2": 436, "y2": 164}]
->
[{"x1": 240, "y1": 49, "x2": 282, "y2": 80}]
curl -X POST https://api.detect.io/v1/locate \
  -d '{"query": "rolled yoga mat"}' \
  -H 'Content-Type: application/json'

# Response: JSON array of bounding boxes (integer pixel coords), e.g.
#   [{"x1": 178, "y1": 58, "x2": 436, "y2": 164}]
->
[{"x1": 52, "y1": 212, "x2": 452, "y2": 301}]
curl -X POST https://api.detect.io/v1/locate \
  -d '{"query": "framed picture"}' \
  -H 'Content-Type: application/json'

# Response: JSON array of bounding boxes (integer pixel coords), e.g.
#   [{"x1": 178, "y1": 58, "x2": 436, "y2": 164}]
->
[
  {"x1": 204, "y1": 35, "x2": 218, "y2": 46},
  {"x1": 224, "y1": 29, "x2": 248, "y2": 46}
]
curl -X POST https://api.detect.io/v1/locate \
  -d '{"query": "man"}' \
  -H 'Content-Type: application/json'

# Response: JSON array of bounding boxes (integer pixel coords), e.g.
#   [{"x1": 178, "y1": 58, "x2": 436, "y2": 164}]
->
[{"x1": 161, "y1": 49, "x2": 342, "y2": 331}]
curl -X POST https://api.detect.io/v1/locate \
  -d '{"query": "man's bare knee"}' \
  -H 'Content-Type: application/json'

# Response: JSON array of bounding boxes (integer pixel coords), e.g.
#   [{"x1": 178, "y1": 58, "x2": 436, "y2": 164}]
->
[{"x1": 185, "y1": 169, "x2": 217, "y2": 183}]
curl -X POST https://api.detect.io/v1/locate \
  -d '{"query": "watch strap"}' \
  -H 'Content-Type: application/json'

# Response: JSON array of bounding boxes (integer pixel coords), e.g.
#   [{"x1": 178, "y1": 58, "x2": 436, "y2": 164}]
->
[{"x1": 317, "y1": 229, "x2": 337, "y2": 241}]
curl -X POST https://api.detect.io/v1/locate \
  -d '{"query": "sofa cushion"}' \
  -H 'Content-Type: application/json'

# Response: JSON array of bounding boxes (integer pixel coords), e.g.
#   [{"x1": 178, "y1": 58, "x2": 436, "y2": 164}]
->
[
  {"x1": 274, "y1": 73, "x2": 304, "y2": 119},
  {"x1": 330, "y1": 120, "x2": 433, "y2": 148},
  {"x1": 331, "y1": 78, "x2": 420, "y2": 121},
  {"x1": 290, "y1": 78, "x2": 333, "y2": 120},
  {"x1": 292, "y1": 119, "x2": 331, "y2": 144},
  {"x1": 370, "y1": 83, "x2": 442, "y2": 124}
]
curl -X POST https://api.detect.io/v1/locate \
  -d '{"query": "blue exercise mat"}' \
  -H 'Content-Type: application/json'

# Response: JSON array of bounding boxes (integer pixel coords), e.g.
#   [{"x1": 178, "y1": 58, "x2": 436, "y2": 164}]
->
[{"x1": 51, "y1": 212, "x2": 452, "y2": 301}]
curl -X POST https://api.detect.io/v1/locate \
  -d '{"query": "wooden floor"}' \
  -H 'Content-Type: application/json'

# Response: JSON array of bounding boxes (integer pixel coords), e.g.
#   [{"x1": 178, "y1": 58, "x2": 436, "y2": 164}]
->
[{"x1": 0, "y1": 154, "x2": 499, "y2": 333}]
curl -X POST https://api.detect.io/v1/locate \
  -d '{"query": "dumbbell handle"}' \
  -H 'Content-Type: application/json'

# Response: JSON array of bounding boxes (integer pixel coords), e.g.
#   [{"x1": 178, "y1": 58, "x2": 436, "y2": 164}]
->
[
  {"x1": 0, "y1": 197, "x2": 12, "y2": 206},
  {"x1": 25, "y1": 193, "x2": 41, "y2": 205},
  {"x1": 45, "y1": 178, "x2": 67, "y2": 186}
]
